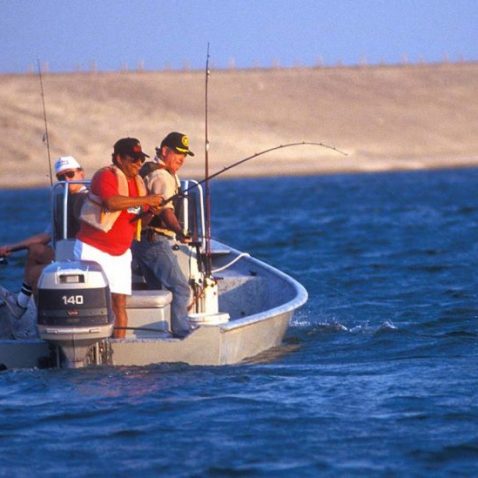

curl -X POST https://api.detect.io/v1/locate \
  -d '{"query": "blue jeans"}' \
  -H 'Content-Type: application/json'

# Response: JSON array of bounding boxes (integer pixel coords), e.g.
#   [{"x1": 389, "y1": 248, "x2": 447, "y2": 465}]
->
[{"x1": 132, "y1": 235, "x2": 190, "y2": 336}]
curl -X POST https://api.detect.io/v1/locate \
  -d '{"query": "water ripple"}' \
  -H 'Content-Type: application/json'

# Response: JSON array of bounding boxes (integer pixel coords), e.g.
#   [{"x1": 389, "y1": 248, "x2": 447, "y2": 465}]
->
[{"x1": 1, "y1": 171, "x2": 478, "y2": 475}]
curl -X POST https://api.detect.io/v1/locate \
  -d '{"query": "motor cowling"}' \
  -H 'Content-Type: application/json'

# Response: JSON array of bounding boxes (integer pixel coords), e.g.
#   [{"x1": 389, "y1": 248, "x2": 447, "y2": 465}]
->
[{"x1": 37, "y1": 260, "x2": 114, "y2": 368}]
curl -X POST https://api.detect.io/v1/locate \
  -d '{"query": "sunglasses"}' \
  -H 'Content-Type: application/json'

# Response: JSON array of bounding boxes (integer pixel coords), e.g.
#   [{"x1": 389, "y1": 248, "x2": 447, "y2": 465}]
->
[
  {"x1": 127, "y1": 155, "x2": 146, "y2": 164},
  {"x1": 56, "y1": 170, "x2": 76, "y2": 181}
]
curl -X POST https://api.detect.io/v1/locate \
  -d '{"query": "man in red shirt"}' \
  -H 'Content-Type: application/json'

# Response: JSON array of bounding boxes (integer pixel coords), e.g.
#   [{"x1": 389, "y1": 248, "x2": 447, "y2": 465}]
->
[{"x1": 74, "y1": 138, "x2": 163, "y2": 339}]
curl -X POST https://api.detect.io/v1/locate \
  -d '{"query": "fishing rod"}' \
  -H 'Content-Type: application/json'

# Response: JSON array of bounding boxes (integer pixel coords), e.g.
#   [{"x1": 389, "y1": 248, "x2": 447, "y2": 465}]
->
[
  {"x1": 38, "y1": 59, "x2": 53, "y2": 186},
  {"x1": 204, "y1": 43, "x2": 212, "y2": 276},
  {"x1": 0, "y1": 245, "x2": 28, "y2": 265},
  {"x1": 170, "y1": 141, "x2": 347, "y2": 205},
  {"x1": 2, "y1": 60, "x2": 51, "y2": 265}
]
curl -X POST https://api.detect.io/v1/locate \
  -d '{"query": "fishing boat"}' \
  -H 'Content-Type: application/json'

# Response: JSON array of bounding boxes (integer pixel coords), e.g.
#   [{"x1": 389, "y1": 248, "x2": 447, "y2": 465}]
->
[{"x1": 0, "y1": 179, "x2": 308, "y2": 369}]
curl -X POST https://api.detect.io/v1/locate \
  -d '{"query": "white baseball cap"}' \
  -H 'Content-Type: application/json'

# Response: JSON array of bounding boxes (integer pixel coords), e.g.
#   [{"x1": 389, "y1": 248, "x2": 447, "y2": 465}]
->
[{"x1": 54, "y1": 156, "x2": 82, "y2": 175}]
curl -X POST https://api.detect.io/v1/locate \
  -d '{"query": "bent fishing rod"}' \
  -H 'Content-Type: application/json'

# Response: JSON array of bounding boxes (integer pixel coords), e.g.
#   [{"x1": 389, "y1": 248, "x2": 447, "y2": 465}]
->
[
  {"x1": 132, "y1": 140, "x2": 348, "y2": 224},
  {"x1": 166, "y1": 140, "x2": 347, "y2": 206}
]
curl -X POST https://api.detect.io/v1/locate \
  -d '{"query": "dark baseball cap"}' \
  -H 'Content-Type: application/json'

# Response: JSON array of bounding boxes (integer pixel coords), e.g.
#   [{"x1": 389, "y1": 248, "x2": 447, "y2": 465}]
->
[
  {"x1": 159, "y1": 132, "x2": 195, "y2": 156},
  {"x1": 113, "y1": 138, "x2": 150, "y2": 159}
]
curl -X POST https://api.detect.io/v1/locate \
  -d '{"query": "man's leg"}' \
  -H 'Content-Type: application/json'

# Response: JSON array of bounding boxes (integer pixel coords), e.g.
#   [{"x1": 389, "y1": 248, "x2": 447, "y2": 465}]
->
[
  {"x1": 24, "y1": 243, "x2": 54, "y2": 297},
  {"x1": 0, "y1": 243, "x2": 54, "y2": 318},
  {"x1": 132, "y1": 240, "x2": 163, "y2": 289},
  {"x1": 164, "y1": 260, "x2": 191, "y2": 336},
  {"x1": 136, "y1": 237, "x2": 191, "y2": 336},
  {"x1": 74, "y1": 240, "x2": 132, "y2": 340},
  {"x1": 112, "y1": 293, "x2": 128, "y2": 339},
  {"x1": 150, "y1": 239, "x2": 190, "y2": 336}
]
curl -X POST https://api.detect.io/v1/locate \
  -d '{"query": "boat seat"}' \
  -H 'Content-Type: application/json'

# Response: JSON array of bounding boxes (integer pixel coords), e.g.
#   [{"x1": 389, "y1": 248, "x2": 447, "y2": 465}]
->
[
  {"x1": 126, "y1": 289, "x2": 172, "y2": 308},
  {"x1": 125, "y1": 290, "x2": 173, "y2": 337}
]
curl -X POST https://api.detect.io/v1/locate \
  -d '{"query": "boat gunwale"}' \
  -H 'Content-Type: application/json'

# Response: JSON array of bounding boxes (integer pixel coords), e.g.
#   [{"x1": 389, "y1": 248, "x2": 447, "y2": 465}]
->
[{"x1": 213, "y1": 241, "x2": 308, "y2": 331}]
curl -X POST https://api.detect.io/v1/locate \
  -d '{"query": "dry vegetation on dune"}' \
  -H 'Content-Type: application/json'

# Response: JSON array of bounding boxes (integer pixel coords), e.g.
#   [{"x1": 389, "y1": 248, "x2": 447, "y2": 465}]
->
[{"x1": 1, "y1": 62, "x2": 477, "y2": 188}]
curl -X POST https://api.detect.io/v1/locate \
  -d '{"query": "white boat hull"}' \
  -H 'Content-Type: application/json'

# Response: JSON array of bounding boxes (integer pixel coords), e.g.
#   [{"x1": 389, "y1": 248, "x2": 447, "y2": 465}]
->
[
  {"x1": 0, "y1": 241, "x2": 307, "y2": 370},
  {"x1": 109, "y1": 310, "x2": 291, "y2": 367}
]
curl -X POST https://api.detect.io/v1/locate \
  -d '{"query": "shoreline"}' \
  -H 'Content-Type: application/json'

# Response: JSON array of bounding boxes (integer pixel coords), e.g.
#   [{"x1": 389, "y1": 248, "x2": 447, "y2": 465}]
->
[
  {"x1": 1, "y1": 62, "x2": 477, "y2": 188},
  {"x1": 2, "y1": 160, "x2": 478, "y2": 190}
]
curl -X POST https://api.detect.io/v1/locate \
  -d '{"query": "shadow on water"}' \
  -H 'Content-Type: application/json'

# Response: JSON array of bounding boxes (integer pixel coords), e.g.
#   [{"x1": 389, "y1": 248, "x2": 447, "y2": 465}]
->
[{"x1": 241, "y1": 342, "x2": 302, "y2": 365}]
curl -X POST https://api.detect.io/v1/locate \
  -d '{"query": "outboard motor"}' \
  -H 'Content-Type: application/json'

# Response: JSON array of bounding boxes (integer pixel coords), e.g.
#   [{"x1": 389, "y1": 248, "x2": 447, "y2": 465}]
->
[{"x1": 37, "y1": 260, "x2": 114, "y2": 368}]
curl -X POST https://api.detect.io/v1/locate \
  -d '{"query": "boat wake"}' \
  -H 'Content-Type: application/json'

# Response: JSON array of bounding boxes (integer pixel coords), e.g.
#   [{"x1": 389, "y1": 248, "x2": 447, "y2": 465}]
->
[{"x1": 290, "y1": 315, "x2": 399, "y2": 336}]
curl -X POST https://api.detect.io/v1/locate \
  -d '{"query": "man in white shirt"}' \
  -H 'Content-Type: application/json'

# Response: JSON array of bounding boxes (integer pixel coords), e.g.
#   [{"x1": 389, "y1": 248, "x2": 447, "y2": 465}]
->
[{"x1": 133, "y1": 132, "x2": 195, "y2": 338}]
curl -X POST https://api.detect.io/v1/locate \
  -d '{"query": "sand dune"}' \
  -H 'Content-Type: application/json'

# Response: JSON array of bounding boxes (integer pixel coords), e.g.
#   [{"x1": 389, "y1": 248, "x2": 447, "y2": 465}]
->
[{"x1": 1, "y1": 62, "x2": 477, "y2": 188}]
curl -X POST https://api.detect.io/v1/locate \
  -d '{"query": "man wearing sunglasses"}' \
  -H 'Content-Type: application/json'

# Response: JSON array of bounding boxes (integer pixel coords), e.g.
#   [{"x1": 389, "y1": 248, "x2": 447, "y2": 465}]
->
[
  {"x1": 74, "y1": 138, "x2": 164, "y2": 339},
  {"x1": 0, "y1": 156, "x2": 86, "y2": 323},
  {"x1": 53, "y1": 156, "x2": 88, "y2": 238}
]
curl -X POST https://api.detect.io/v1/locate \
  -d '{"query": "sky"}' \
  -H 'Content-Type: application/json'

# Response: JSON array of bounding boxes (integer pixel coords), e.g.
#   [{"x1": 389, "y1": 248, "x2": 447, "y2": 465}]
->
[{"x1": 1, "y1": 0, "x2": 477, "y2": 73}]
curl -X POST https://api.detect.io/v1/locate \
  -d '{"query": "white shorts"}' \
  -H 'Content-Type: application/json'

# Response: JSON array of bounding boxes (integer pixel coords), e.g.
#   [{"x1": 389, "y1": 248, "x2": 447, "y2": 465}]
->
[{"x1": 73, "y1": 240, "x2": 132, "y2": 295}]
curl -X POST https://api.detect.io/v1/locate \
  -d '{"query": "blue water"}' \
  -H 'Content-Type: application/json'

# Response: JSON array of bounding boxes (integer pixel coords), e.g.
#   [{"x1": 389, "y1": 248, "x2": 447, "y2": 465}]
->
[{"x1": 1, "y1": 169, "x2": 478, "y2": 477}]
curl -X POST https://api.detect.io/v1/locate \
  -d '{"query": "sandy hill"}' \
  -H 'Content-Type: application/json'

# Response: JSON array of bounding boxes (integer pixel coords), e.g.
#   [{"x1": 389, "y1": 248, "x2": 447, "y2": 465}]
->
[{"x1": 1, "y1": 62, "x2": 477, "y2": 188}]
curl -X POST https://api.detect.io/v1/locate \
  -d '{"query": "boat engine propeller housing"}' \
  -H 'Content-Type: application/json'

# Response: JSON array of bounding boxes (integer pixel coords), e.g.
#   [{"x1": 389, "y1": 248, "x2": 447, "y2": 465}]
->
[{"x1": 37, "y1": 260, "x2": 114, "y2": 368}]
